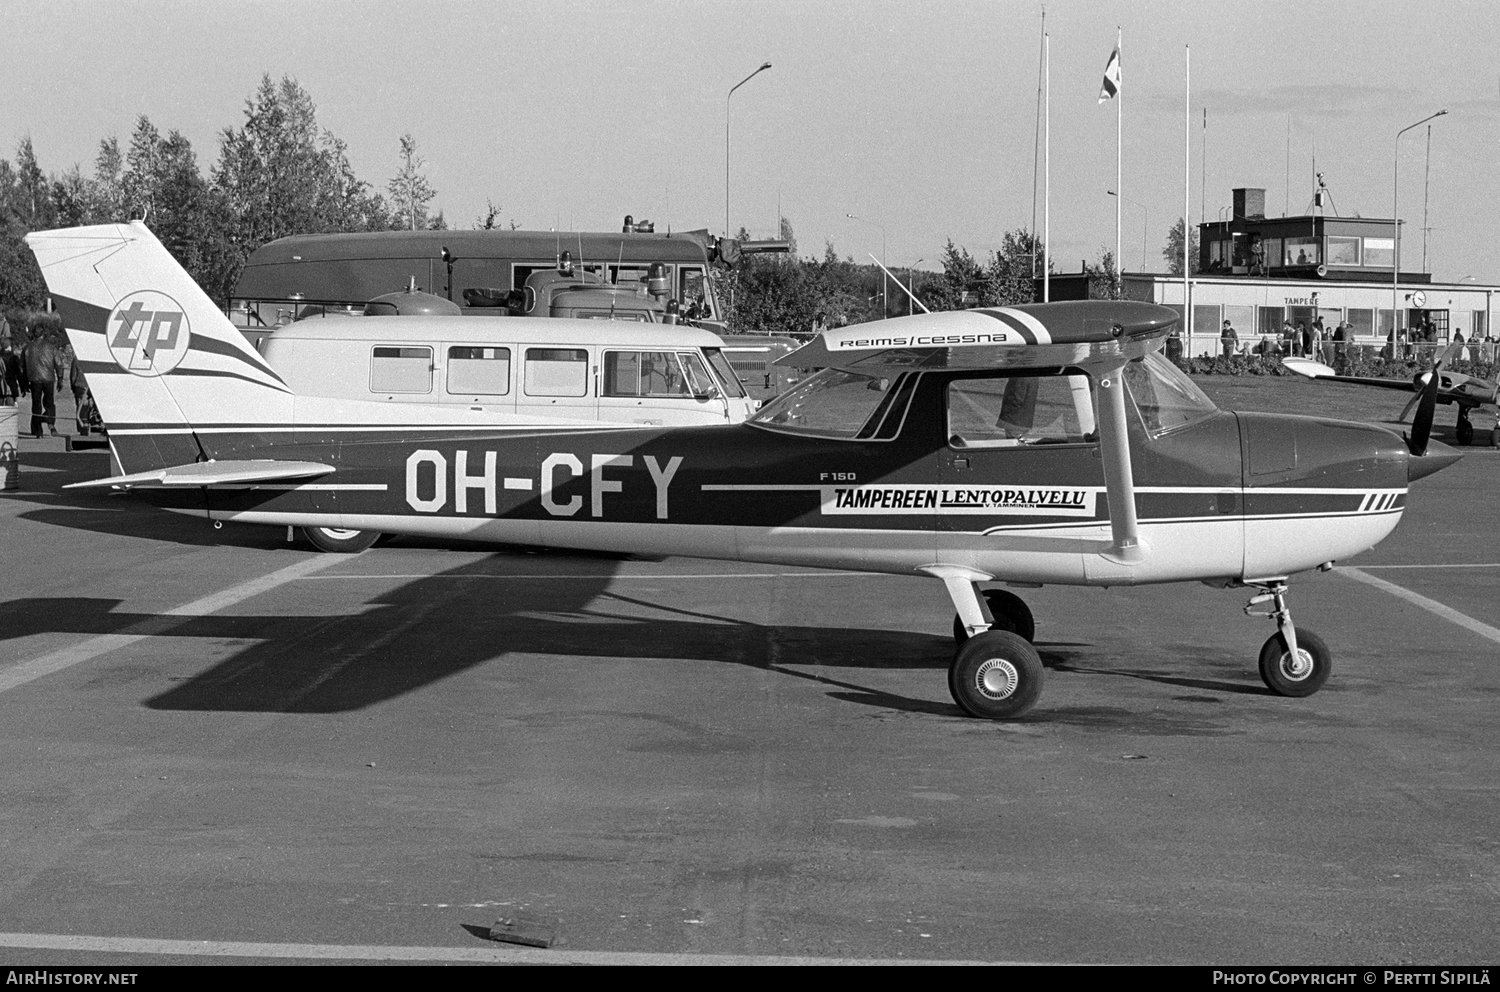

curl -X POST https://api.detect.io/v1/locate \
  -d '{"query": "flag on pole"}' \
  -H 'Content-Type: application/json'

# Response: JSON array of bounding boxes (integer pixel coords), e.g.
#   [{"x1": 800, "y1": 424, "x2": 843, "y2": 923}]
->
[{"x1": 1098, "y1": 48, "x2": 1121, "y2": 103}]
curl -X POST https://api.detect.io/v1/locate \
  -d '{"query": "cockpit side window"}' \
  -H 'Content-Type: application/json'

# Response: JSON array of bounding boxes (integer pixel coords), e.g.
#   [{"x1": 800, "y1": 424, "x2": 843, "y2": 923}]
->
[{"x1": 947, "y1": 373, "x2": 1097, "y2": 448}]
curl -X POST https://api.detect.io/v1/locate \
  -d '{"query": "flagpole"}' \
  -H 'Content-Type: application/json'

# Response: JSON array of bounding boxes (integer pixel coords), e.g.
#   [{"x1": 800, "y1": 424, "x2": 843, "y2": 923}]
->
[
  {"x1": 1115, "y1": 26, "x2": 1122, "y2": 294},
  {"x1": 1044, "y1": 29, "x2": 1050, "y2": 303},
  {"x1": 1184, "y1": 45, "x2": 1191, "y2": 354}
]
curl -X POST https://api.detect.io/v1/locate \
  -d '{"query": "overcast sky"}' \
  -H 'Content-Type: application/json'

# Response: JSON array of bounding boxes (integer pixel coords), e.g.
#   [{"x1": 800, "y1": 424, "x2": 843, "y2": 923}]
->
[{"x1": 4, "y1": 0, "x2": 1497, "y2": 280}]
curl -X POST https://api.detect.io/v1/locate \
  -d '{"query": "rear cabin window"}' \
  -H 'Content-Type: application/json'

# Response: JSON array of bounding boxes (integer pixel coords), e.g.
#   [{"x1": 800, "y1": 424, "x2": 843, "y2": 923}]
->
[
  {"x1": 524, "y1": 347, "x2": 589, "y2": 397},
  {"x1": 447, "y1": 346, "x2": 511, "y2": 395},
  {"x1": 947, "y1": 374, "x2": 1096, "y2": 447},
  {"x1": 370, "y1": 345, "x2": 433, "y2": 394}
]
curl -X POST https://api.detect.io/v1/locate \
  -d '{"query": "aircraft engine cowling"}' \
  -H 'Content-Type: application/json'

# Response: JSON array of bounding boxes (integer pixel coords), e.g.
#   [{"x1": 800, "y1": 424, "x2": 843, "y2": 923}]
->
[{"x1": 1236, "y1": 414, "x2": 1450, "y2": 577}]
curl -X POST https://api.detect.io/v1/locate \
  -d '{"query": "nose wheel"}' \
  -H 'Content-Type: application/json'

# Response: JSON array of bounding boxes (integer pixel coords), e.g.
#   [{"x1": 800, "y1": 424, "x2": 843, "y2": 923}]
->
[
  {"x1": 1258, "y1": 629, "x2": 1332, "y2": 696},
  {"x1": 1456, "y1": 409, "x2": 1474, "y2": 446},
  {"x1": 1245, "y1": 580, "x2": 1333, "y2": 696}
]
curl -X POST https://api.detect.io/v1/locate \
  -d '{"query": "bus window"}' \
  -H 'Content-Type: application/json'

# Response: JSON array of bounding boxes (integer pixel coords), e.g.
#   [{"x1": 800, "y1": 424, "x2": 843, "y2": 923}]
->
[
  {"x1": 525, "y1": 347, "x2": 589, "y2": 397},
  {"x1": 680, "y1": 267, "x2": 708, "y2": 316},
  {"x1": 447, "y1": 346, "x2": 511, "y2": 395},
  {"x1": 607, "y1": 264, "x2": 656, "y2": 288},
  {"x1": 602, "y1": 351, "x2": 717, "y2": 397},
  {"x1": 604, "y1": 351, "x2": 687, "y2": 397},
  {"x1": 675, "y1": 351, "x2": 717, "y2": 395},
  {"x1": 513, "y1": 262, "x2": 605, "y2": 290},
  {"x1": 370, "y1": 346, "x2": 433, "y2": 394}
]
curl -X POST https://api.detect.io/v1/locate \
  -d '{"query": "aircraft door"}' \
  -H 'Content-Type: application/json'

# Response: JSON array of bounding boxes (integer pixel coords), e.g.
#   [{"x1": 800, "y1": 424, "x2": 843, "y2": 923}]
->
[{"x1": 939, "y1": 373, "x2": 1102, "y2": 584}]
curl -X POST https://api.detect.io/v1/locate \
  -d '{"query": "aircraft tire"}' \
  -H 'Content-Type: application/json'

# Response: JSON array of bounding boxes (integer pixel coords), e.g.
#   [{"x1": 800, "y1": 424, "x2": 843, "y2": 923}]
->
[
  {"x1": 1456, "y1": 416, "x2": 1474, "y2": 446},
  {"x1": 952, "y1": 589, "x2": 1035, "y2": 645},
  {"x1": 1257, "y1": 628, "x2": 1332, "y2": 698},
  {"x1": 1492, "y1": 424, "x2": 1500, "y2": 449},
  {"x1": 949, "y1": 630, "x2": 1044, "y2": 720},
  {"x1": 302, "y1": 526, "x2": 381, "y2": 554}
]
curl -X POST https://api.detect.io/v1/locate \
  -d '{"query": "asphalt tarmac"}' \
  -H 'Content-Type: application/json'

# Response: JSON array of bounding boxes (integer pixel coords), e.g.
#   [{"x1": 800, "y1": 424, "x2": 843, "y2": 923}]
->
[{"x1": 1, "y1": 431, "x2": 1497, "y2": 966}]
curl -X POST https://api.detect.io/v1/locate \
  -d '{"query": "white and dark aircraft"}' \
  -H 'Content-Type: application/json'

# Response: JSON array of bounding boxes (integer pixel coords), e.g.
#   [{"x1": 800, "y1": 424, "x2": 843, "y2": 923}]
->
[
  {"x1": 27, "y1": 222, "x2": 1461, "y2": 719},
  {"x1": 1283, "y1": 352, "x2": 1499, "y2": 447}
]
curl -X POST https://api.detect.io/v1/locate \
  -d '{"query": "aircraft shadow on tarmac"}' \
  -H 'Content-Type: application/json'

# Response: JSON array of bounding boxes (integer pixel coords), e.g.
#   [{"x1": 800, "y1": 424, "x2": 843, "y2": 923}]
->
[{"x1": 0, "y1": 553, "x2": 1035, "y2": 717}]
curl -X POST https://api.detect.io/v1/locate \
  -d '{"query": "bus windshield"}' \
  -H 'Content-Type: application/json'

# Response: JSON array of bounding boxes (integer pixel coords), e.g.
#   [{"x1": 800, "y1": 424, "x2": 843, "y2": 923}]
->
[{"x1": 702, "y1": 348, "x2": 747, "y2": 398}]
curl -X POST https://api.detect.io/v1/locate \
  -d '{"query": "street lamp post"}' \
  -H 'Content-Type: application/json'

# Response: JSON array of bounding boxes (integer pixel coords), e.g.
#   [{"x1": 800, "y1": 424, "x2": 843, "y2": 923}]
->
[
  {"x1": 1394, "y1": 110, "x2": 1447, "y2": 343},
  {"x1": 847, "y1": 213, "x2": 887, "y2": 317},
  {"x1": 908, "y1": 258, "x2": 924, "y2": 315},
  {"x1": 1107, "y1": 190, "x2": 1147, "y2": 279},
  {"x1": 726, "y1": 62, "x2": 772, "y2": 240}
]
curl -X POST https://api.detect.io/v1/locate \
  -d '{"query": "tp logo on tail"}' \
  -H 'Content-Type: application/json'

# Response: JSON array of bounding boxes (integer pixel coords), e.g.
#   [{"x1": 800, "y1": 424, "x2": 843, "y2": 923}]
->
[{"x1": 108, "y1": 291, "x2": 191, "y2": 376}]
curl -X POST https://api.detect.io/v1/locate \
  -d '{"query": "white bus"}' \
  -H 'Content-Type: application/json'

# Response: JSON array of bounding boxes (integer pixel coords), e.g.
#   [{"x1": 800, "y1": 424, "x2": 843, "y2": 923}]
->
[{"x1": 259, "y1": 314, "x2": 758, "y2": 428}]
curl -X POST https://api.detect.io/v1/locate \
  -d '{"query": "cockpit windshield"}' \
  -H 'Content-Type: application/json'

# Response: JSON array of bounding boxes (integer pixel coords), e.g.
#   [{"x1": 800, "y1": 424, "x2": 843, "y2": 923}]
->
[
  {"x1": 751, "y1": 352, "x2": 1217, "y2": 441},
  {"x1": 749, "y1": 368, "x2": 894, "y2": 437},
  {"x1": 1123, "y1": 352, "x2": 1219, "y2": 435}
]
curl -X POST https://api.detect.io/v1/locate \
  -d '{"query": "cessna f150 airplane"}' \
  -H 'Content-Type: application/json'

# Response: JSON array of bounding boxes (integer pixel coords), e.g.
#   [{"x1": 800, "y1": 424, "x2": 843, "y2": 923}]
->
[
  {"x1": 27, "y1": 222, "x2": 1461, "y2": 719},
  {"x1": 1283, "y1": 353, "x2": 1500, "y2": 447}
]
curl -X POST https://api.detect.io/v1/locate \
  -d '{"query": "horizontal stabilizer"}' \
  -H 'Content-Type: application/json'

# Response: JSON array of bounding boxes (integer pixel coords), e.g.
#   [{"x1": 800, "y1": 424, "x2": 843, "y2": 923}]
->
[{"x1": 64, "y1": 459, "x2": 335, "y2": 490}]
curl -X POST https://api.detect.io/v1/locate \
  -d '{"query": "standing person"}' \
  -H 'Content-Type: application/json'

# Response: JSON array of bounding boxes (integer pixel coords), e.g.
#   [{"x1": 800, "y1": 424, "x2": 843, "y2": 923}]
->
[
  {"x1": 69, "y1": 358, "x2": 93, "y2": 436},
  {"x1": 22, "y1": 326, "x2": 67, "y2": 438},
  {"x1": 1333, "y1": 320, "x2": 1350, "y2": 364},
  {"x1": 1308, "y1": 318, "x2": 1323, "y2": 362},
  {"x1": 1219, "y1": 319, "x2": 1238, "y2": 358},
  {"x1": 0, "y1": 343, "x2": 20, "y2": 405},
  {"x1": 1165, "y1": 329, "x2": 1184, "y2": 365}
]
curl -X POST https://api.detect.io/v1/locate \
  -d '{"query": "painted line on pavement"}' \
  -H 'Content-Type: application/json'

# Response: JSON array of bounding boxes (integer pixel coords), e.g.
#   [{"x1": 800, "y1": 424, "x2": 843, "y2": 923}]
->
[
  {"x1": 0, "y1": 555, "x2": 343, "y2": 695},
  {"x1": 299, "y1": 571, "x2": 877, "y2": 580},
  {"x1": 1339, "y1": 567, "x2": 1500, "y2": 647},
  {"x1": 0, "y1": 931, "x2": 1016, "y2": 966},
  {"x1": 1354, "y1": 562, "x2": 1500, "y2": 570}
]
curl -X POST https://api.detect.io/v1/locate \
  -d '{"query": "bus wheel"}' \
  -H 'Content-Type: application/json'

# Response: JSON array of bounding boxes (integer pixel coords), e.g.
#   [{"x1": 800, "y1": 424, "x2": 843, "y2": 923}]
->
[{"x1": 302, "y1": 526, "x2": 380, "y2": 554}]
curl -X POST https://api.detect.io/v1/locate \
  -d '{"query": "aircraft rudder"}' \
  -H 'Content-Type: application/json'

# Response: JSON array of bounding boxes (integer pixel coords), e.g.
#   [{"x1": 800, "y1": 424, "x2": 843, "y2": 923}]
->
[{"x1": 26, "y1": 222, "x2": 295, "y2": 444}]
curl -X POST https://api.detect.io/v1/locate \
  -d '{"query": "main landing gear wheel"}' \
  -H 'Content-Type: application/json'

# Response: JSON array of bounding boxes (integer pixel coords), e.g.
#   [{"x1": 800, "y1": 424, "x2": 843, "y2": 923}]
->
[
  {"x1": 1456, "y1": 413, "x2": 1474, "y2": 446},
  {"x1": 302, "y1": 526, "x2": 380, "y2": 554},
  {"x1": 949, "y1": 630, "x2": 1045, "y2": 720},
  {"x1": 1258, "y1": 628, "x2": 1332, "y2": 697},
  {"x1": 952, "y1": 588, "x2": 1036, "y2": 645}
]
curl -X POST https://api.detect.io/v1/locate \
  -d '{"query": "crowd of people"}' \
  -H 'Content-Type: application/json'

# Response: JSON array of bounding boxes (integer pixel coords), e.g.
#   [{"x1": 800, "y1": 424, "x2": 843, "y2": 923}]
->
[
  {"x1": 0, "y1": 315, "x2": 102, "y2": 438},
  {"x1": 1217, "y1": 314, "x2": 1499, "y2": 364}
]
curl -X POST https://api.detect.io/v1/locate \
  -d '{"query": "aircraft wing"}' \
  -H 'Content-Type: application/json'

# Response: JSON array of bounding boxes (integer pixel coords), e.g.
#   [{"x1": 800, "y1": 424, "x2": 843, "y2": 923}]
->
[
  {"x1": 1281, "y1": 357, "x2": 1417, "y2": 392},
  {"x1": 65, "y1": 459, "x2": 336, "y2": 490},
  {"x1": 778, "y1": 301, "x2": 1179, "y2": 372}
]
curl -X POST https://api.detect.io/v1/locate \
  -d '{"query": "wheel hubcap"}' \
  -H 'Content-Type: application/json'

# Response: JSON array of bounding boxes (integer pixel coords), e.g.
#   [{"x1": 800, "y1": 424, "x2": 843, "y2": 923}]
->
[
  {"x1": 319, "y1": 528, "x2": 361, "y2": 540},
  {"x1": 975, "y1": 658, "x2": 1019, "y2": 700},
  {"x1": 1280, "y1": 648, "x2": 1314, "y2": 681}
]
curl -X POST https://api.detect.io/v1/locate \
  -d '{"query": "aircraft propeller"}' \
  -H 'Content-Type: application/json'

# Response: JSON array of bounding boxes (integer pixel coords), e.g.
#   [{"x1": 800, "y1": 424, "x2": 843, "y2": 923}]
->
[{"x1": 1404, "y1": 355, "x2": 1444, "y2": 457}]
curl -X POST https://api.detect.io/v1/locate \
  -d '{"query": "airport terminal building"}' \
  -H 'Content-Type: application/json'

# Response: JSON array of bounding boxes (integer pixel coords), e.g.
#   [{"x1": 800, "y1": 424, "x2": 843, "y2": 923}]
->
[{"x1": 1064, "y1": 187, "x2": 1497, "y2": 357}]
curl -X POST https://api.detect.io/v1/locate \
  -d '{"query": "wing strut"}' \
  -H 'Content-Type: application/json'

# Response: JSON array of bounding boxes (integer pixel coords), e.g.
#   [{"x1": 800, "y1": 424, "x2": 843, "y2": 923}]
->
[{"x1": 1096, "y1": 369, "x2": 1148, "y2": 564}]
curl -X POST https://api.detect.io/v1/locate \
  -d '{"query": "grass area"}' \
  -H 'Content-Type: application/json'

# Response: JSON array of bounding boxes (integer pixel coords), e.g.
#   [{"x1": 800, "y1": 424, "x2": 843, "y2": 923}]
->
[{"x1": 1190, "y1": 373, "x2": 1499, "y2": 442}]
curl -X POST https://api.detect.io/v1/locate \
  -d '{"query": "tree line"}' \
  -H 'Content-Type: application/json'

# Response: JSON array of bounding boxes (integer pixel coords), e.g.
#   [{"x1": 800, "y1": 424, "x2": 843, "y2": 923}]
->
[
  {"x1": 4, "y1": 73, "x2": 1159, "y2": 338},
  {"x1": 0, "y1": 75, "x2": 444, "y2": 318}
]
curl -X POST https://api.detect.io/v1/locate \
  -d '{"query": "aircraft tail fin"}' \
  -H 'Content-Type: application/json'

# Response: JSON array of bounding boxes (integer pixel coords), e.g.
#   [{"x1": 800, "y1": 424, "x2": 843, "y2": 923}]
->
[{"x1": 25, "y1": 222, "x2": 294, "y2": 472}]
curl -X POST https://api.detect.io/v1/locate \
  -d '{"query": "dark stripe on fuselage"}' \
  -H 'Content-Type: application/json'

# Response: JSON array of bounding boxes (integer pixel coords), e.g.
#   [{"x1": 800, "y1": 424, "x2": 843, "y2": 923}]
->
[
  {"x1": 187, "y1": 333, "x2": 288, "y2": 386},
  {"x1": 104, "y1": 421, "x2": 1400, "y2": 534}
]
